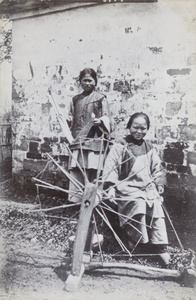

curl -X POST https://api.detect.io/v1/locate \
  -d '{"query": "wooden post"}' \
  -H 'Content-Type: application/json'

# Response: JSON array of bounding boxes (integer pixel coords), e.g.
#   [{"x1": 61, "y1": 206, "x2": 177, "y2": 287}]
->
[{"x1": 64, "y1": 182, "x2": 97, "y2": 292}]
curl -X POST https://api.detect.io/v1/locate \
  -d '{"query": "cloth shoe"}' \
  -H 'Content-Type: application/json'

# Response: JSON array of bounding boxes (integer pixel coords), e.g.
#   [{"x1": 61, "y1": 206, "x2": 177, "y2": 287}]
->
[
  {"x1": 153, "y1": 244, "x2": 170, "y2": 266},
  {"x1": 158, "y1": 252, "x2": 170, "y2": 266}
]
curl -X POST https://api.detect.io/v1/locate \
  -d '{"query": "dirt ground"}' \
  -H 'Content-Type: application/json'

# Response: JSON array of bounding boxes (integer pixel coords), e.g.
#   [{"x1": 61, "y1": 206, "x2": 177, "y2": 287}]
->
[{"x1": 0, "y1": 179, "x2": 196, "y2": 300}]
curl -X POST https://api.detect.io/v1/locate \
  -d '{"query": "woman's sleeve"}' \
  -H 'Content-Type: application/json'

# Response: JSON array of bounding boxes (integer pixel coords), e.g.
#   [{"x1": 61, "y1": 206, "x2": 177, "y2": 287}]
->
[
  {"x1": 99, "y1": 96, "x2": 112, "y2": 133},
  {"x1": 103, "y1": 143, "x2": 123, "y2": 185},
  {"x1": 68, "y1": 99, "x2": 74, "y2": 118},
  {"x1": 67, "y1": 99, "x2": 74, "y2": 129},
  {"x1": 150, "y1": 147, "x2": 167, "y2": 186}
]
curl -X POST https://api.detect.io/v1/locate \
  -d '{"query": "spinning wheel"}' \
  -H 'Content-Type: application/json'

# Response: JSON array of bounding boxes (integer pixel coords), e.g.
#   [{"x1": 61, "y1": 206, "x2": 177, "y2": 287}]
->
[{"x1": 32, "y1": 135, "x2": 196, "y2": 292}]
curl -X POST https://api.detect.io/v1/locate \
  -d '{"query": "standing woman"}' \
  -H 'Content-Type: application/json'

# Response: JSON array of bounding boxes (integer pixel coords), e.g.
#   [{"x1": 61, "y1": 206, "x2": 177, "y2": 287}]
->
[
  {"x1": 103, "y1": 112, "x2": 170, "y2": 265},
  {"x1": 68, "y1": 68, "x2": 112, "y2": 203}
]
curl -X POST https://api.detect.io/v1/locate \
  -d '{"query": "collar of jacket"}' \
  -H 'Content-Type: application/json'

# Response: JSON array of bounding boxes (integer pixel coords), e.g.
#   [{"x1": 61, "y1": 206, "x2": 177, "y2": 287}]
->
[{"x1": 125, "y1": 135, "x2": 144, "y2": 146}]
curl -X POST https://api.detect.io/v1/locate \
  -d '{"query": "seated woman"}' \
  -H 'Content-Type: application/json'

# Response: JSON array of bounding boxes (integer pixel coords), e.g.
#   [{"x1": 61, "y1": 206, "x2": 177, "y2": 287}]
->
[{"x1": 103, "y1": 112, "x2": 170, "y2": 265}]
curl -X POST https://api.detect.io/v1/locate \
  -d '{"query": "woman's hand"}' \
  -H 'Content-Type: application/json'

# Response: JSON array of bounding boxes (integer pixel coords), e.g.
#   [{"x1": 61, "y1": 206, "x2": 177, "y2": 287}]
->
[
  {"x1": 91, "y1": 113, "x2": 101, "y2": 126},
  {"x1": 107, "y1": 187, "x2": 116, "y2": 202},
  {"x1": 94, "y1": 190, "x2": 102, "y2": 207},
  {"x1": 67, "y1": 115, "x2": 73, "y2": 122},
  {"x1": 93, "y1": 118, "x2": 101, "y2": 126},
  {"x1": 157, "y1": 185, "x2": 164, "y2": 195}
]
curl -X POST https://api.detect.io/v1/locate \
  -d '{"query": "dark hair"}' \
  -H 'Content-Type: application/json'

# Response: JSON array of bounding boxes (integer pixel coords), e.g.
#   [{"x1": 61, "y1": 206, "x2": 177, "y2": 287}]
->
[
  {"x1": 79, "y1": 68, "x2": 97, "y2": 85},
  {"x1": 126, "y1": 112, "x2": 150, "y2": 129}
]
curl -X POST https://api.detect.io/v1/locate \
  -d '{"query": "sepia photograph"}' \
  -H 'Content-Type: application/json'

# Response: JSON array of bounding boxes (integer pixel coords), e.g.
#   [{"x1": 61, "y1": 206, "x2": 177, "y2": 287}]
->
[{"x1": 0, "y1": 0, "x2": 196, "y2": 299}]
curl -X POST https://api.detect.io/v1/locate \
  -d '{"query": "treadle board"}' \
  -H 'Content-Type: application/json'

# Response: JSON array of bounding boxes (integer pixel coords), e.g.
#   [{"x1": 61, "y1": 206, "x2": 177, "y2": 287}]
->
[
  {"x1": 87, "y1": 261, "x2": 196, "y2": 287},
  {"x1": 87, "y1": 261, "x2": 181, "y2": 278}
]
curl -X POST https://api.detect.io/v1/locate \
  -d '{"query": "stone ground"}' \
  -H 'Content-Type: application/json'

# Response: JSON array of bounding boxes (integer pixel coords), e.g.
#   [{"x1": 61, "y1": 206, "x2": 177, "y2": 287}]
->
[{"x1": 0, "y1": 233, "x2": 195, "y2": 300}]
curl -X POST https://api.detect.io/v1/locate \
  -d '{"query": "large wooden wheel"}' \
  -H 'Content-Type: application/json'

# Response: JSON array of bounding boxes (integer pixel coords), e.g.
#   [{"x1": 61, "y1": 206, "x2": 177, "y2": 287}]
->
[{"x1": 32, "y1": 136, "x2": 196, "y2": 292}]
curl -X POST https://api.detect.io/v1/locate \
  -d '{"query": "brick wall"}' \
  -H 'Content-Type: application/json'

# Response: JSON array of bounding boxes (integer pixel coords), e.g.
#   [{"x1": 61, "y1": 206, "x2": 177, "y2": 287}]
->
[{"x1": 10, "y1": 2, "x2": 196, "y2": 199}]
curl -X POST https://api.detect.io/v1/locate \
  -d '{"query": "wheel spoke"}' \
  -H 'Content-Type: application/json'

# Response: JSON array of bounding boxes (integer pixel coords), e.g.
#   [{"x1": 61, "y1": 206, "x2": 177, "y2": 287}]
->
[
  {"x1": 32, "y1": 177, "x2": 57, "y2": 187},
  {"x1": 104, "y1": 165, "x2": 146, "y2": 194},
  {"x1": 79, "y1": 138, "x2": 89, "y2": 184},
  {"x1": 98, "y1": 153, "x2": 134, "y2": 190},
  {"x1": 47, "y1": 153, "x2": 84, "y2": 192},
  {"x1": 35, "y1": 159, "x2": 52, "y2": 179},
  {"x1": 95, "y1": 206, "x2": 131, "y2": 255},
  {"x1": 93, "y1": 213, "x2": 104, "y2": 264},
  {"x1": 95, "y1": 135, "x2": 106, "y2": 187},
  {"x1": 64, "y1": 142, "x2": 89, "y2": 185},
  {"x1": 30, "y1": 202, "x2": 80, "y2": 212},
  {"x1": 33, "y1": 178, "x2": 82, "y2": 197},
  {"x1": 100, "y1": 201, "x2": 151, "y2": 229}
]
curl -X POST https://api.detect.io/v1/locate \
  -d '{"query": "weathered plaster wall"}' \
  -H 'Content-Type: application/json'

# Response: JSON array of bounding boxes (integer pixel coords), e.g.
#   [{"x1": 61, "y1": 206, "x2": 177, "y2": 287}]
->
[
  {"x1": 11, "y1": 1, "x2": 196, "y2": 199},
  {"x1": 0, "y1": 60, "x2": 12, "y2": 159}
]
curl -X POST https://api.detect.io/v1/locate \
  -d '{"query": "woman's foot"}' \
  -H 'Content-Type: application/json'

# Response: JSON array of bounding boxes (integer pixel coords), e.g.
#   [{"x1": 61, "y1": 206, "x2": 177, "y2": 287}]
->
[
  {"x1": 127, "y1": 240, "x2": 135, "y2": 251},
  {"x1": 153, "y1": 244, "x2": 170, "y2": 266},
  {"x1": 128, "y1": 241, "x2": 151, "y2": 254},
  {"x1": 158, "y1": 252, "x2": 170, "y2": 266}
]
